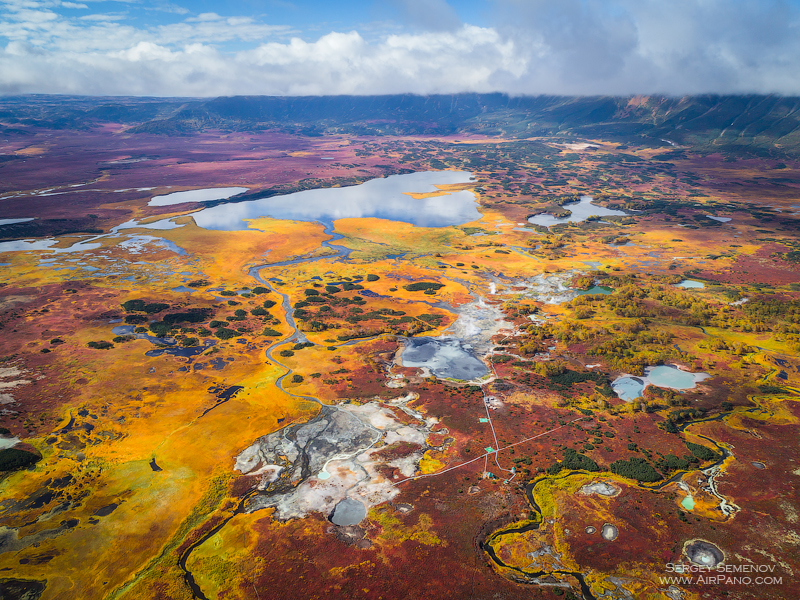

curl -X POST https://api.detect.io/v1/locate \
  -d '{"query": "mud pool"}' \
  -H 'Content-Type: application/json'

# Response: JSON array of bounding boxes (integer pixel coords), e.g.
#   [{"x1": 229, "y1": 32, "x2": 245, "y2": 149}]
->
[
  {"x1": 330, "y1": 498, "x2": 367, "y2": 526},
  {"x1": 236, "y1": 397, "x2": 437, "y2": 522},
  {"x1": 521, "y1": 271, "x2": 583, "y2": 305},
  {"x1": 191, "y1": 170, "x2": 480, "y2": 230},
  {"x1": 401, "y1": 337, "x2": 488, "y2": 380},
  {"x1": 684, "y1": 539, "x2": 724, "y2": 567}
]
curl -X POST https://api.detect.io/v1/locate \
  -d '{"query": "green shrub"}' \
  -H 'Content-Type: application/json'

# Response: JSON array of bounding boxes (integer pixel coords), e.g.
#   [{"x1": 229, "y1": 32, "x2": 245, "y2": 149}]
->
[
  {"x1": 610, "y1": 457, "x2": 661, "y2": 482},
  {"x1": 144, "y1": 302, "x2": 169, "y2": 314},
  {"x1": 546, "y1": 448, "x2": 599, "y2": 475},
  {"x1": 263, "y1": 300, "x2": 277, "y2": 309},
  {"x1": 163, "y1": 308, "x2": 211, "y2": 324},
  {"x1": 149, "y1": 322, "x2": 171, "y2": 337},
  {"x1": 87, "y1": 341, "x2": 113, "y2": 350},
  {"x1": 214, "y1": 328, "x2": 240, "y2": 340},
  {"x1": 685, "y1": 441, "x2": 721, "y2": 462},
  {"x1": 291, "y1": 374, "x2": 304, "y2": 383},
  {"x1": 220, "y1": 290, "x2": 236, "y2": 296},
  {"x1": 0, "y1": 448, "x2": 40, "y2": 471},
  {"x1": 405, "y1": 281, "x2": 444, "y2": 292},
  {"x1": 366, "y1": 274, "x2": 379, "y2": 282},
  {"x1": 262, "y1": 328, "x2": 281, "y2": 336},
  {"x1": 124, "y1": 314, "x2": 148, "y2": 324},
  {"x1": 122, "y1": 299, "x2": 146, "y2": 312},
  {"x1": 279, "y1": 349, "x2": 294, "y2": 357},
  {"x1": 251, "y1": 307, "x2": 268, "y2": 316}
]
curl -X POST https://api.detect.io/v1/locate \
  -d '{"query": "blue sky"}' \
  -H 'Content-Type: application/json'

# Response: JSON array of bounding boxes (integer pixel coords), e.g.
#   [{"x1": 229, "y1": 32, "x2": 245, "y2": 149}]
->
[{"x1": 1, "y1": 0, "x2": 799, "y2": 97}]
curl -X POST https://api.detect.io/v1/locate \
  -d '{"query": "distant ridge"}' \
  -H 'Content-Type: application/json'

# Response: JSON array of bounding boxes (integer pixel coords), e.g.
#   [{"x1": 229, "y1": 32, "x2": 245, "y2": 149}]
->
[{"x1": 2, "y1": 94, "x2": 800, "y2": 157}]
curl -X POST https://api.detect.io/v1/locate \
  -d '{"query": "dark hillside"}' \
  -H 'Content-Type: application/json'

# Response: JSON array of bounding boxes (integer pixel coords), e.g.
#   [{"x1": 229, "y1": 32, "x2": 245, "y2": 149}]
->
[{"x1": 2, "y1": 93, "x2": 800, "y2": 157}]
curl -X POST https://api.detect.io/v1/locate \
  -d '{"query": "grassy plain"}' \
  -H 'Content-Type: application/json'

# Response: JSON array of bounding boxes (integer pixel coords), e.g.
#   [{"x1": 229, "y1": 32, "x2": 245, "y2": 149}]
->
[{"x1": 0, "y1": 123, "x2": 799, "y2": 600}]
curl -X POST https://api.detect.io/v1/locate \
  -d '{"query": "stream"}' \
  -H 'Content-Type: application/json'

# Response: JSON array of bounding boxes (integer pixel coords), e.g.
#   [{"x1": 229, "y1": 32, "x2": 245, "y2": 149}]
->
[{"x1": 481, "y1": 410, "x2": 741, "y2": 599}]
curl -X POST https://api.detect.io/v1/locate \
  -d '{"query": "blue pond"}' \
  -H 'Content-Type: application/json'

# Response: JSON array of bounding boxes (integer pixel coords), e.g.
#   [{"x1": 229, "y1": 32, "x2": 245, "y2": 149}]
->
[
  {"x1": 578, "y1": 286, "x2": 612, "y2": 295},
  {"x1": 676, "y1": 280, "x2": 704, "y2": 289},
  {"x1": 612, "y1": 365, "x2": 710, "y2": 401}
]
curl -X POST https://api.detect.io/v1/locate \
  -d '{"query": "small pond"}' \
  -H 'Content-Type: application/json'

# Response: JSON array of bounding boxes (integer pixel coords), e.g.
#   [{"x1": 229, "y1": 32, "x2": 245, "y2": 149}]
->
[
  {"x1": 401, "y1": 337, "x2": 488, "y2": 380},
  {"x1": 612, "y1": 365, "x2": 710, "y2": 401},
  {"x1": 528, "y1": 196, "x2": 628, "y2": 228},
  {"x1": 191, "y1": 171, "x2": 481, "y2": 230},
  {"x1": 676, "y1": 280, "x2": 704, "y2": 289},
  {"x1": 578, "y1": 286, "x2": 612, "y2": 295}
]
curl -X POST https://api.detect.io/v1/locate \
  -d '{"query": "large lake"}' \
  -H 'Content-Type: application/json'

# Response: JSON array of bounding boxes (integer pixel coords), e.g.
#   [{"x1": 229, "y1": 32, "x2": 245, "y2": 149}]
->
[{"x1": 191, "y1": 171, "x2": 480, "y2": 230}]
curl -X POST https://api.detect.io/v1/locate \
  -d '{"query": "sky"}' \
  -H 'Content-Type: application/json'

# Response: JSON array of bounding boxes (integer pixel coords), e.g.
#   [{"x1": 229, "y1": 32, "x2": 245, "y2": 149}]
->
[{"x1": 1, "y1": 0, "x2": 799, "y2": 97}]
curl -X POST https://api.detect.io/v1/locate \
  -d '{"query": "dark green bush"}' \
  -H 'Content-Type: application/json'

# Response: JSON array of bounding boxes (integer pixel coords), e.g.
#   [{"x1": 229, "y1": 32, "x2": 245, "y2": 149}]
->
[
  {"x1": 405, "y1": 282, "x2": 444, "y2": 292},
  {"x1": 144, "y1": 302, "x2": 169, "y2": 314},
  {"x1": 685, "y1": 441, "x2": 721, "y2": 462},
  {"x1": 610, "y1": 457, "x2": 661, "y2": 482},
  {"x1": 88, "y1": 341, "x2": 113, "y2": 350},
  {"x1": 0, "y1": 448, "x2": 40, "y2": 471},
  {"x1": 214, "y1": 328, "x2": 240, "y2": 340},
  {"x1": 124, "y1": 314, "x2": 148, "y2": 324}
]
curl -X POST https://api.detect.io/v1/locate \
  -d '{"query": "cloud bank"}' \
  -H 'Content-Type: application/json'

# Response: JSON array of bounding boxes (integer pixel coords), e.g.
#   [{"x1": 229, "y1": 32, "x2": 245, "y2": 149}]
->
[{"x1": 1, "y1": 0, "x2": 799, "y2": 97}]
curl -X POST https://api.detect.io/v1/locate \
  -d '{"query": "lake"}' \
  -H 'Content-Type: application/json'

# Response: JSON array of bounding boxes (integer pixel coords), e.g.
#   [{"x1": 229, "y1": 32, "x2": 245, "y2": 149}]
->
[
  {"x1": 191, "y1": 171, "x2": 480, "y2": 230},
  {"x1": 148, "y1": 187, "x2": 249, "y2": 207},
  {"x1": 528, "y1": 196, "x2": 628, "y2": 228}
]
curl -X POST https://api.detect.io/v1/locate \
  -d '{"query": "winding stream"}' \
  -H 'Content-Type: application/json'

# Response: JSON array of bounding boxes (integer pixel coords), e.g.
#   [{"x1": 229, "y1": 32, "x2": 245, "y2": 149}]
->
[{"x1": 481, "y1": 410, "x2": 741, "y2": 598}]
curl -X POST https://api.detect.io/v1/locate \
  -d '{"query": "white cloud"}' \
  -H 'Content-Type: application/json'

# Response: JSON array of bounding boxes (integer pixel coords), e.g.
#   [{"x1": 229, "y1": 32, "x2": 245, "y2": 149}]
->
[
  {"x1": 0, "y1": 0, "x2": 799, "y2": 96},
  {"x1": 79, "y1": 13, "x2": 125, "y2": 21},
  {"x1": 61, "y1": 2, "x2": 88, "y2": 8}
]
